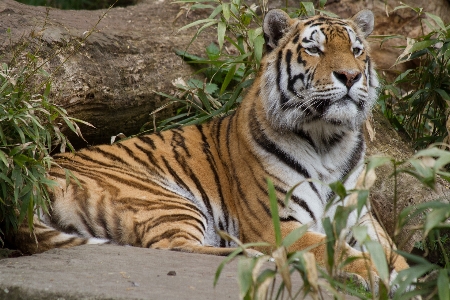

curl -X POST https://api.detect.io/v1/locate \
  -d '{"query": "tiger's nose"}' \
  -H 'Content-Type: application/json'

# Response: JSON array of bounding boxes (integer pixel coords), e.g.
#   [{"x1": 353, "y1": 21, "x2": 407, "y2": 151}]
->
[{"x1": 333, "y1": 71, "x2": 362, "y2": 88}]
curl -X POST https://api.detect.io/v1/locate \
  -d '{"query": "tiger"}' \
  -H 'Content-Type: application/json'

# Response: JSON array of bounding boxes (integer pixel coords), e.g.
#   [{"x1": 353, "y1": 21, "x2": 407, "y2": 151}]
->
[{"x1": 9, "y1": 9, "x2": 408, "y2": 285}]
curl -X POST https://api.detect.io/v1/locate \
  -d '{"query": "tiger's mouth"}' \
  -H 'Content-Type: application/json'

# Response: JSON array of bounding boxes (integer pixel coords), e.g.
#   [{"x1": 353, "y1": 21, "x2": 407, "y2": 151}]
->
[{"x1": 335, "y1": 95, "x2": 359, "y2": 106}]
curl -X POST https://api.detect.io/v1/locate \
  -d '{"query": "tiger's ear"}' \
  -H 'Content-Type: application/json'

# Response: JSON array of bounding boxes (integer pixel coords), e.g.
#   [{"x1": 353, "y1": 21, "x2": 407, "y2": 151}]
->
[
  {"x1": 263, "y1": 9, "x2": 292, "y2": 52},
  {"x1": 351, "y1": 10, "x2": 374, "y2": 38}
]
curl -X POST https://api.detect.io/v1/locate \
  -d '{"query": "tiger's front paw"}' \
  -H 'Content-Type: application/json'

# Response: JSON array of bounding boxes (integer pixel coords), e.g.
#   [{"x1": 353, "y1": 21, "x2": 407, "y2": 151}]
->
[{"x1": 388, "y1": 269, "x2": 416, "y2": 297}]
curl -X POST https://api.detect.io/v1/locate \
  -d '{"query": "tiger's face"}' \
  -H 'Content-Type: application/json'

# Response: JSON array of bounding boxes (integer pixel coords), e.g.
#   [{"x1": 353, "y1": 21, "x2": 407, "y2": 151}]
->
[{"x1": 261, "y1": 10, "x2": 378, "y2": 133}]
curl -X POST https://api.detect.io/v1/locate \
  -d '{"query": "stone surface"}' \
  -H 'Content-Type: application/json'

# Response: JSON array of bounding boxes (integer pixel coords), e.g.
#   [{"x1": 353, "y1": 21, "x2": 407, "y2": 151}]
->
[{"x1": 0, "y1": 244, "x2": 355, "y2": 300}]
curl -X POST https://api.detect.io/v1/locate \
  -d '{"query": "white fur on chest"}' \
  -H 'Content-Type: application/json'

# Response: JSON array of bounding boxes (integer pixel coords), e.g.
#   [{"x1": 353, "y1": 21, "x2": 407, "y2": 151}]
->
[{"x1": 252, "y1": 126, "x2": 366, "y2": 233}]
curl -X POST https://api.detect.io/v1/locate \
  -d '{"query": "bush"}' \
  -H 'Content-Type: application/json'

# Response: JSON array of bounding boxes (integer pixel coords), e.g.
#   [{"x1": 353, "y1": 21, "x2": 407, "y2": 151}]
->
[
  {"x1": 0, "y1": 53, "x2": 88, "y2": 243},
  {"x1": 378, "y1": 4, "x2": 450, "y2": 149},
  {"x1": 0, "y1": 7, "x2": 108, "y2": 244}
]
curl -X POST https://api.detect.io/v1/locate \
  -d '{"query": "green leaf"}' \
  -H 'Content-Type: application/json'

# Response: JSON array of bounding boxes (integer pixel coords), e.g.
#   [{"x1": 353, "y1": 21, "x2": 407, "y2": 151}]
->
[
  {"x1": 435, "y1": 88, "x2": 450, "y2": 101},
  {"x1": 255, "y1": 268, "x2": 276, "y2": 290},
  {"x1": 178, "y1": 19, "x2": 217, "y2": 32},
  {"x1": 267, "y1": 178, "x2": 282, "y2": 247},
  {"x1": 204, "y1": 83, "x2": 218, "y2": 95},
  {"x1": 322, "y1": 217, "x2": 335, "y2": 270},
  {"x1": 409, "y1": 40, "x2": 438, "y2": 54},
  {"x1": 316, "y1": 9, "x2": 338, "y2": 18},
  {"x1": 209, "y1": 4, "x2": 223, "y2": 19},
  {"x1": 43, "y1": 82, "x2": 51, "y2": 100},
  {"x1": 253, "y1": 35, "x2": 264, "y2": 65},
  {"x1": 197, "y1": 89, "x2": 211, "y2": 112},
  {"x1": 0, "y1": 149, "x2": 9, "y2": 168},
  {"x1": 0, "y1": 172, "x2": 13, "y2": 185},
  {"x1": 393, "y1": 69, "x2": 413, "y2": 84},
  {"x1": 283, "y1": 180, "x2": 307, "y2": 206},
  {"x1": 282, "y1": 224, "x2": 307, "y2": 248},
  {"x1": 366, "y1": 155, "x2": 392, "y2": 173},
  {"x1": 222, "y1": 3, "x2": 230, "y2": 21},
  {"x1": 356, "y1": 189, "x2": 369, "y2": 215},
  {"x1": 352, "y1": 225, "x2": 368, "y2": 244},
  {"x1": 329, "y1": 181, "x2": 347, "y2": 200},
  {"x1": 217, "y1": 21, "x2": 226, "y2": 50},
  {"x1": 206, "y1": 43, "x2": 220, "y2": 60},
  {"x1": 27, "y1": 191, "x2": 34, "y2": 230},
  {"x1": 300, "y1": 2, "x2": 315, "y2": 16},
  {"x1": 425, "y1": 12, "x2": 447, "y2": 31},
  {"x1": 319, "y1": 0, "x2": 327, "y2": 8},
  {"x1": 238, "y1": 257, "x2": 255, "y2": 299},
  {"x1": 424, "y1": 207, "x2": 450, "y2": 236},
  {"x1": 190, "y1": 3, "x2": 215, "y2": 9},
  {"x1": 391, "y1": 263, "x2": 435, "y2": 296},
  {"x1": 365, "y1": 240, "x2": 389, "y2": 285},
  {"x1": 438, "y1": 269, "x2": 450, "y2": 300},
  {"x1": 214, "y1": 247, "x2": 244, "y2": 287},
  {"x1": 220, "y1": 64, "x2": 237, "y2": 95}
]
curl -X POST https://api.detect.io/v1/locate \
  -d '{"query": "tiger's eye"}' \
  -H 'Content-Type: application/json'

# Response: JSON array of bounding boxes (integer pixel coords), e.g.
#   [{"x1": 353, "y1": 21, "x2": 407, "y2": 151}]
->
[
  {"x1": 353, "y1": 47, "x2": 363, "y2": 56},
  {"x1": 307, "y1": 47, "x2": 320, "y2": 54}
]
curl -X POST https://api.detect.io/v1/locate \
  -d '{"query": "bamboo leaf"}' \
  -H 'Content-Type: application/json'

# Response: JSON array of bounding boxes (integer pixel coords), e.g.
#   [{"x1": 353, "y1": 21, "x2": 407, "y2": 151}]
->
[
  {"x1": 301, "y1": 2, "x2": 315, "y2": 16},
  {"x1": 409, "y1": 40, "x2": 438, "y2": 54},
  {"x1": 178, "y1": 19, "x2": 217, "y2": 31},
  {"x1": 282, "y1": 224, "x2": 307, "y2": 248},
  {"x1": 365, "y1": 240, "x2": 389, "y2": 285},
  {"x1": 438, "y1": 269, "x2": 450, "y2": 300},
  {"x1": 217, "y1": 21, "x2": 226, "y2": 51},
  {"x1": 238, "y1": 257, "x2": 255, "y2": 299},
  {"x1": 0, "y1": 150, "x2": 9, "y2": 168},
  {"x1": 425, "y1": 12, "x2": 446, "y2": 31},
  {"x1": 220, "y1": 64, "x2": 237, "y2": 95},
  {"x1": 222, "y1": 3, "x2": 230, "y2": 21},
  {"x1": 424, "y1": 207, "x2": 450, "y2": 236},
  {"x1": 267, "y1": 178, "x2": 282, "y2": 247},
  {"x1": 214, "y1": 247, "x2": 244, "y2": 287},
  {"x1": 272, "y1": 246, "x2": 291, "y2": 296},
  {"x1": 329, "y1": 181, "x2": 347, "y2": 200},
  {"x1": 253, "y1": 35, "x2": 264, "y2": 65}
]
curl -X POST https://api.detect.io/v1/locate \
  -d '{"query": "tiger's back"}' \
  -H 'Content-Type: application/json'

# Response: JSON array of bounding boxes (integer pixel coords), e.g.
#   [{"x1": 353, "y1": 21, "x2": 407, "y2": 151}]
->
[{"x1": 10, "y1": 9, "x2": 409, "y2": 280}]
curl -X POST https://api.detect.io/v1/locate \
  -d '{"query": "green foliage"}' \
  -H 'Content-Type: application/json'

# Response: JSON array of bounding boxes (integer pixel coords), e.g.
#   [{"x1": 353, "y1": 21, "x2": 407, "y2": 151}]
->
[
  {"x1": 415, "y1": 232, "x2": 450, "y2": 267},
  {"x1": 150, "y1": 0, "x2": 265, "y2": 131},
  {"x1": 0, "y1": 58, "x2": 87, "y2": 242},
  {"x1": 149, "y1": 0, "x2": 328, "y2": 132},
  {"x1": 15, "y1": 0, "x2": 135, "y2": 10},
  {"x1": 0, "y1": 5, "x2": 109, "y2": 243},
  {"x1": 378, "y1": 5, "x2": 450, "y2": 149}
]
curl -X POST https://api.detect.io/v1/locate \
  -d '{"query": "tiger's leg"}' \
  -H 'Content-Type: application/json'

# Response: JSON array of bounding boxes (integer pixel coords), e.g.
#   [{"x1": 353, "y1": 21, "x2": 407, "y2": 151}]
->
[
  {"x1": 356, "y1": 212, "x2": 409, "y2": 272},
  {"x1": 270, "y1": 222, "x2": 378, "y2": 280},
  {"x1": 7, "y1": 215, "x2": 109, "y2": 254},
  {"x1": 149, "y1": 239, "x2": 261, "y2": 257},
  {"x1": 355, "y1": 213, "x2": 415, "y2": 295},
  {"x1": 116, "y1": 196, "x2": 261, "y2": 257},
  {"x1": 349, "y1": 169, "x2": 409, "y2": 272},
  {"x1": 130, "y1": 218, "x2": 262, "y2": 257}
]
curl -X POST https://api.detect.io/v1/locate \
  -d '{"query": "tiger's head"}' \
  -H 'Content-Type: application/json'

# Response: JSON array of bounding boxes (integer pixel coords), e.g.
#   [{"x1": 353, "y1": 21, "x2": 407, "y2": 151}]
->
[{"x1": 260, "y1": 9, "x2": 378, "y2": 133}]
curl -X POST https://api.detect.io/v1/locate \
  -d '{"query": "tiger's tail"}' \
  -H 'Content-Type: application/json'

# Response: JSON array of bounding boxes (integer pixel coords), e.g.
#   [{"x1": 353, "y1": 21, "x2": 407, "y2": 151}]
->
[{"x1": 6, "y1": 215, "x2": 109, "y2": 254}]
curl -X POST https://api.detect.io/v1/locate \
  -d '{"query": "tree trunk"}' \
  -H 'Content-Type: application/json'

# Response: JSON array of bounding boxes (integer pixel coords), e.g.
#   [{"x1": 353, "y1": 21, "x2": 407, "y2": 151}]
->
[
  {"x1": 1, "y1": 0, "x2": 449, "y2": 252},
  {"x1": 1, "y1": 0, "x2": 211, "y2": 148}
]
